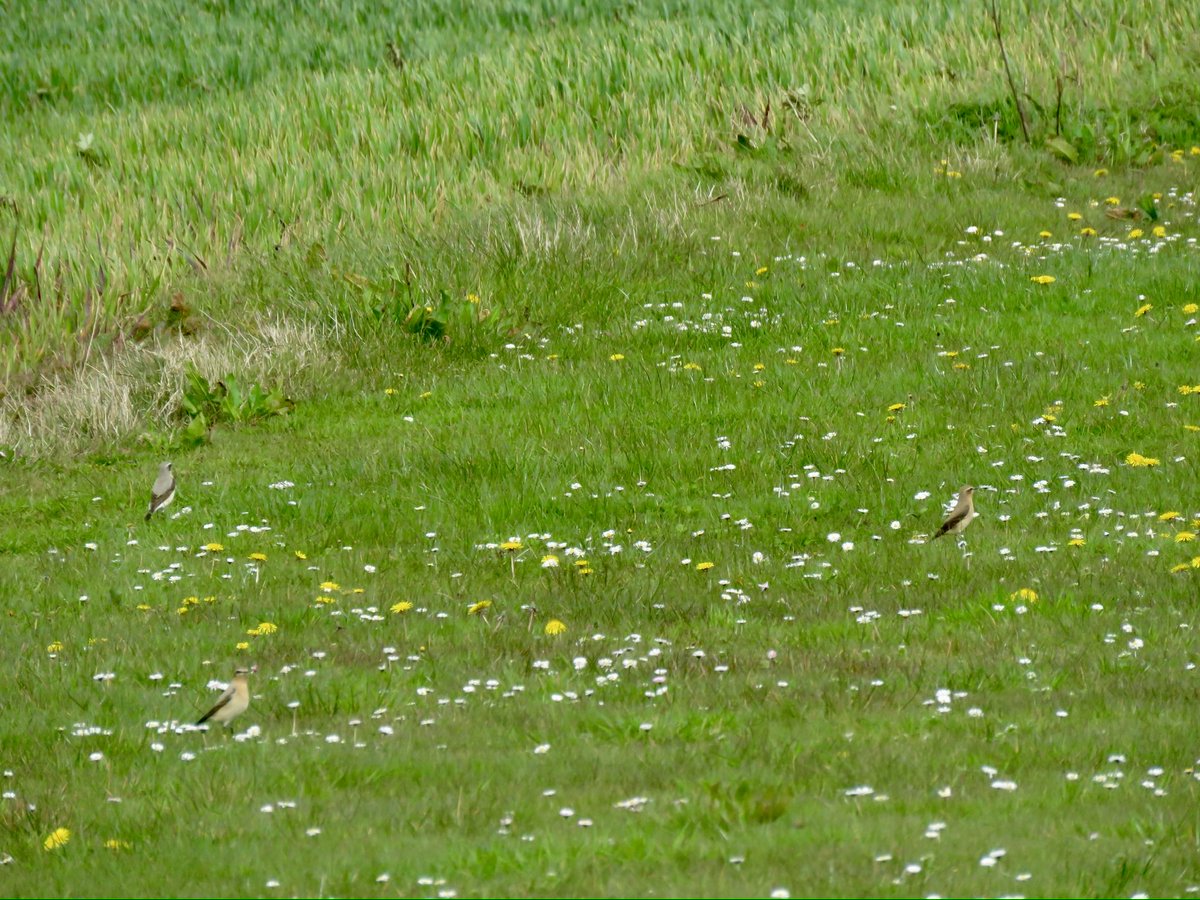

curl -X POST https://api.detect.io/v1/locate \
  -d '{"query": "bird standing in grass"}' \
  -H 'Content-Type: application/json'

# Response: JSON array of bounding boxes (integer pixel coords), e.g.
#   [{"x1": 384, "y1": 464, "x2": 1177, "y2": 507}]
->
[
  {"x1": 197, "y1": 666, "x2": 253, "y2": 728},
  {"x1": 932, "y1": 485, "x2": 976, "y2": 541},
  {"x1": 145, "y1": 461, "x2": 176, "y2": 521}
]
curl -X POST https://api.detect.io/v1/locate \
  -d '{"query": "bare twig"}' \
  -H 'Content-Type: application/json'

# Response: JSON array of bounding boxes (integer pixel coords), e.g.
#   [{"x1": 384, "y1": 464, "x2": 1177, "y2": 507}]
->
[
  {"x1": 986, "y1": 0, "x2": 1031, "y2": 144},
  {"x1": 1, "y1": 232, "x2": 16, "y2": 313},
  {"x1": 1054, "y1": 52, "x2": 1066, "y2": 136}
]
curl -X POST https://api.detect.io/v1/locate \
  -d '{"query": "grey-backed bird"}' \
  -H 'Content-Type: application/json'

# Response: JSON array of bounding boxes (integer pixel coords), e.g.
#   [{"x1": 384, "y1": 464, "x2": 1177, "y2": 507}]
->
[{"x1": 145, "y1": 461, "x2": 176, "y2": 521}]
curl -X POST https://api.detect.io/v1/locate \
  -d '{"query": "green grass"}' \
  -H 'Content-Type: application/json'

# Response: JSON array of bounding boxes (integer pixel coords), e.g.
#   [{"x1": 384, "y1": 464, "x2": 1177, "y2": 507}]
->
[{"x1": 3, "y1": 0, "x2": 1200, "y2": 896}]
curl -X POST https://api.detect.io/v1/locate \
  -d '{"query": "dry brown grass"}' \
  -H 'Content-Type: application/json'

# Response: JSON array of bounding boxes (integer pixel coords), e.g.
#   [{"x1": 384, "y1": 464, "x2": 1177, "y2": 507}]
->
[{"x1": 0, "y1": 318, "x2": 325, "y2": 457}]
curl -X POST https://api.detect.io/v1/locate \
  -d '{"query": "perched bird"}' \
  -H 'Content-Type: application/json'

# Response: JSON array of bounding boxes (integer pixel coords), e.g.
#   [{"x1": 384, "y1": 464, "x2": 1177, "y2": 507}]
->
[
  {"x1": 145, "y1": 462, "x2": 176, "y2": 521},
  {"x1": 932, "y1": 485, "x2": 977, "y2": 540},
  {"x1": 196, "y1": 666, "x2": 253, "y2": 728}
]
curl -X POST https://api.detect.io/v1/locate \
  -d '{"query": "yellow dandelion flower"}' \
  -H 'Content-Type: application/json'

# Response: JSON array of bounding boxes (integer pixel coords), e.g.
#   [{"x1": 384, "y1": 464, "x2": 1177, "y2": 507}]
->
[
  {"x1": 47, "y1": 640, "x2": 63, "y2": 653},
  {"x1": 256, "y1": 622, "x2": 278, "y2": 634},
  {"x1": 1187, "y1": 425, "x2": 1200, "y2": 432},
  {"x1": 466, "y1": 292, "x2": 481, "y2": 304},
  {"x1": 544, "y1": 619, "x2": 567, "y2": 636},
  {"x1": 696, "y1": 561, "x2": 715, "y2": 571},
  {"x1": 541, "y1": 554, "x2": 560, "y2": 568},
  {"x1": 1192, "y1": 147, "x2": 1200, "y2": 156},
  {"x1": 753, "y1": 362, "x2": 766, "y2": 371},
  {"x1": 1181, "y1": 385, "x2": 1199, "y2": 395},
  {"x1": 785, "y1": 358, "x2": 799, "y2": 365},
  {"x1": 1182, "y1": 303, "x2": 1198, "y2": 315},
  {"x1": 1080, "y1": 227, "x2": 1097, "y2": 236},
  {"x1": 103, "y1": 839, "x2": 131, "y2": 851},
  {"x1": 420, "y1": 391, "x2": 432, "y2": 399},
  {"x1": 319, "y1": 581, "x2": 339, "y2": 591},
  {"x1": 1129, "y1": 228, "x2": 1144, "y2": 239},
  {"x1": 1030, "y1": 275, "x2": 1056, "y2": 285},
  {"x1": 1095, "y1": 169, "x2": 1109, "y2": 177},
  {"x1": 1009, "y1": 588, "x2": 1039, "y2": 603},
  {"x1": 136, "y1": 604, "x2": 151, "y2": 611},
  {"x1": 1133, "y1": 381, "x2": 1146, "y2": 390},
  {"x1": 888, "y1": 403, "x2": 906, "y2": 412},
  {"x1": 203, "y1": 543, "x2": 224, "y2": 552},
  {"x1": 682, "y1": 362, "x2": 702, "y2": 371},
  {"x1": 609, "y1": 353, "x2": 625, "y2": 362},
  {"x1": 953, "y1": 362, "x2": 971, "y2": 370},
  {"x1": 1068, "y1": 538, "x2": 1086, "y2": 547},
  {"x1": 755, "y1": 266, "x2": 768, "y2": 275},
  {"x1": 1176, "y1": 532, "x2": 1196, "y2": 543},
  {"x1": 1172, "y1": 563, "x2": 1192, "y2": 573},
  {"x1": 1104, "y1": 195, "x2": 1120, "y2": 204},
  {"x1": 385, "y1": 387, "x2": 398, "y2": 395},
  {"x1": 1038, "y1": 230, "x2": 1052, "y2": 238},
  {"x1": 1094, "y1": 395, "x2": 1110, "y2": 408},
  {"x1": 1067, "y1": 212, "x2": 1082, "y2": 221},
  {"x1": 44, "y1": 828, "x2": 71, "y2": 851},
  {"x1": 1193, "y1": 556, "x2": 1200, "y2": 569},
  {"x1": 831, "y1": 347, "x2": 845, "y2": 356},
  {"x1": 577, "y1": 566, "x2": 593, "y2": 575},
  {"x1": 468, "y1": 600, "x2": 493, "y2": 615},
  {"x1": 499, "y1": 540, "x2": 523, "y2": 552},
  {"x1": 390, "y1": 601, "x2": 414, "y2": 613},
  {"x1": 294, "y1": 551, "x2": 307, "y2": 560},
  {"x1": 1159, "y1": 511, "x2": 1181, "y2": 521},
  {"x1": 1152, "y1": 225, "x2": 1166, "y2": 238},
  {"x1": 236, "y1": 641, "x2": 250, "y2": 650},
  {"x1": 176, "y1": 607, "x2": 189, "y2": 615},
  {"x1": 1125, "y1": 452, "x2": 1160, "y2": 467},
  {"x1": 752, "y1": 379, "x2": 766, "y2": 388},
  {"x1": 248, "y1": 552, "x2": 267, "y2": 562},
  {"x1": 946, "y1": 170, "x2": 962, "y2": 178}
]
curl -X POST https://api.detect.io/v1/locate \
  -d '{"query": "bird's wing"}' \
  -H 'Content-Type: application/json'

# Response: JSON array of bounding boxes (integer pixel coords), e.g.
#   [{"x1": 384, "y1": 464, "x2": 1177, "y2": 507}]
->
[
  {"x1": 934, "y1": 507, "x2": 971, "y2": 537},
  {"x1": 148, "y1": 479, "x2": 175, "y2": 510},
  {"x1": 196, "y1": 685, "x2": 234, "y2": 724}
]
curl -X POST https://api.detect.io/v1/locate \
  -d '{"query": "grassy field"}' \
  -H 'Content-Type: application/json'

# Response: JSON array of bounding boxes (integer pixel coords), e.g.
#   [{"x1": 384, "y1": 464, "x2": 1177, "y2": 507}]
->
[{"x1": 3, "y1": 0, "x2": 1200, "y2": 896}]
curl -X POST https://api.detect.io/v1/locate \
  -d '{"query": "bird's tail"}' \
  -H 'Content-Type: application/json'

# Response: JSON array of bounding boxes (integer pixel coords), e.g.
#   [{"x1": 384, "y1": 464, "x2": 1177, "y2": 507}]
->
[{"x1": 196, "y1": 711, "x2": 212, "y2": 725}]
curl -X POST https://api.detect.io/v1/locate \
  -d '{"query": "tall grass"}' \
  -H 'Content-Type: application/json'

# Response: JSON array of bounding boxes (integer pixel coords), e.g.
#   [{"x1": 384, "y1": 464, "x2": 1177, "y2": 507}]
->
[{"x1": 2, "y1": 0, "x2": 1198, "y2": 386}]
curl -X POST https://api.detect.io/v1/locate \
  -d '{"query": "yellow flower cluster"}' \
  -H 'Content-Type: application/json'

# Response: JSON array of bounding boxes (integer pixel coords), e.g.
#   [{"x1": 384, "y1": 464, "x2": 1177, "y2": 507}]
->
[{"x1": 1125, "y1": 452, "x2": 1159, "y2": 467}]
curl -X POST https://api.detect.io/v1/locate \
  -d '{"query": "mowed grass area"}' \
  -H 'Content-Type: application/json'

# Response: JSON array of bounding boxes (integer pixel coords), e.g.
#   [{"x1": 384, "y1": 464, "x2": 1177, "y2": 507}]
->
[{"x1": 3, "y1": 0, "x2": 1200, "y2": 897}]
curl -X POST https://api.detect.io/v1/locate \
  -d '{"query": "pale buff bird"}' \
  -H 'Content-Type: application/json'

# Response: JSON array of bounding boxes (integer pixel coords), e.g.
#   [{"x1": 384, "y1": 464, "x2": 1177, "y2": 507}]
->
[
  {"x1": 932, "y1": 485, "x2": 977, "y2": 540},
  {"x1": 196, "y1": 666, "x2": 253, "y2": 727},
  {"x1": 145, "y1": 461, "x2": 176, "y2": 521}
]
